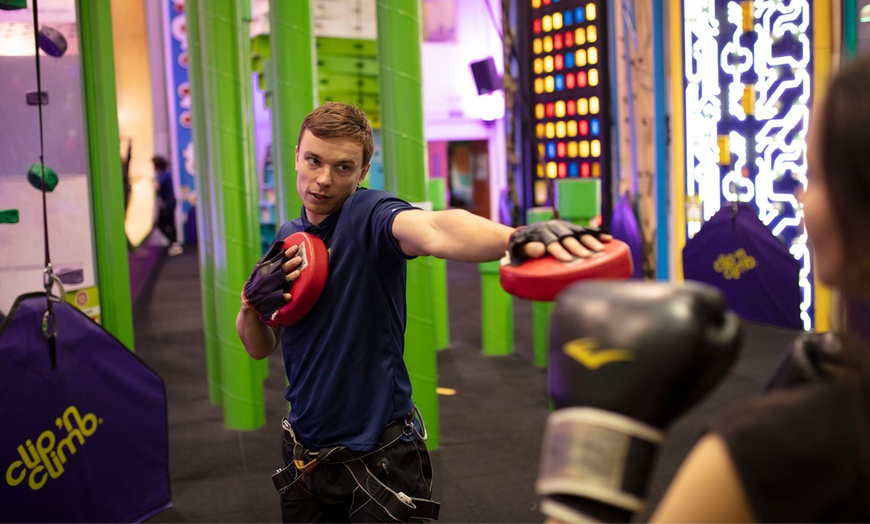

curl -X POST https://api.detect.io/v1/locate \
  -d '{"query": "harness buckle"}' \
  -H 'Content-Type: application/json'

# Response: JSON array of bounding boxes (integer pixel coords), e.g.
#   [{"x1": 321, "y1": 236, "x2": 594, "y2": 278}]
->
[
  {"x1": 271, "y1": 464, "x2": 301, "y2": 494},
  {"x1": 396, "y1": 491, "x2": 414, "y2": 507}
]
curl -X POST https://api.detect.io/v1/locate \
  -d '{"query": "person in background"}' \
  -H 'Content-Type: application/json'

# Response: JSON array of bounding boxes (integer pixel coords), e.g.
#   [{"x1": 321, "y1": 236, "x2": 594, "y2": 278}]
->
[
  {"x1": 236, "y1": 101, "x2": 611, "y2": 523},
  {"x1": 650, "y1": 52, "x2": 870, "y2": 523},
  {"x1": 152, "y1": 155, "x2": 183, "y2": 257},
  {"x1": 535, "y1": 53, "x2": 870, "y2": 524}
]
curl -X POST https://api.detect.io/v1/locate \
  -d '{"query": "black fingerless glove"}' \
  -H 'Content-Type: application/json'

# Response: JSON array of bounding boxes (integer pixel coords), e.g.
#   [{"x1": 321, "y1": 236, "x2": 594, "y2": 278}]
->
[
  {"x1": 243, "y1": 241, "x2": 290, "y2": 324},
  {"x1": 508, "y1": 220, "x2": 609, "y2": 264}
]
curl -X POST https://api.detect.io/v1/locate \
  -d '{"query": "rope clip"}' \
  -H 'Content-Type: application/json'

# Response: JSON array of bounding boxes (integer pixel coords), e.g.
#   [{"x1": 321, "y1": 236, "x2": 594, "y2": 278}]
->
[{"x1": 43, "y1": 263, "x2": 65, "y2": 303}]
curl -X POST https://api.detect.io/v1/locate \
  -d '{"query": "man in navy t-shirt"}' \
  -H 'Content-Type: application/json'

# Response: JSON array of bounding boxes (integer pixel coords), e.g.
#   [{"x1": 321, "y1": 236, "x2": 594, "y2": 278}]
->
[{"x1": 236, "y1": 102, "x2": 609, "y2": 523}]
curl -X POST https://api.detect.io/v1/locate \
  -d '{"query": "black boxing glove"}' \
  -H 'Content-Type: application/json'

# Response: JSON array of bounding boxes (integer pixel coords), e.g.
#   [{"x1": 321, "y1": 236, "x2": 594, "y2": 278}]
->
[
  {"x1": 508, "y1": 220, "x2": 609, "y2": 264},
  {"x1": 765, "y1": 332, "x2": 866, "y2": 391},
  {"x1": 537, "y1": 280, "x2": 741, "y2": 523},
  {"x1": 242, "y1": 241, "x2": 290, "y2": 324}
]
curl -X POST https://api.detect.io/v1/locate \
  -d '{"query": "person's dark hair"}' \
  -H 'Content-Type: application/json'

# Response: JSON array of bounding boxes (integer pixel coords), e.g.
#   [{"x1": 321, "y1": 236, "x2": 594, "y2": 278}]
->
[
  {"x1": 152, "y1": 155, "x2": 169, "y2": 171},
  {"x1": 819, "y1": 53, "x2": 870, "y2": 272},
  {"x1": 298, "y1": 102, "x2": 375, "y2": 167}
]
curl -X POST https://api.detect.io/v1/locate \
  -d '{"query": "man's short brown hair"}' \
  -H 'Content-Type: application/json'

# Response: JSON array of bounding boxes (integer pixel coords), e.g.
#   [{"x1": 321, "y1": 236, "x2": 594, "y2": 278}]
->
[{"x1": 298, "y1": 102, "x2": 375, "y2": 167}]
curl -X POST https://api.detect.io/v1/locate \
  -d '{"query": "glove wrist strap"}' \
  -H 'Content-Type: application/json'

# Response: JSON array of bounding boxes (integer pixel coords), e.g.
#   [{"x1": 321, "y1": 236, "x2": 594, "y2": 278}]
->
[{"x1": 537, "y1": 407, "x2": 662, "y2": 519}]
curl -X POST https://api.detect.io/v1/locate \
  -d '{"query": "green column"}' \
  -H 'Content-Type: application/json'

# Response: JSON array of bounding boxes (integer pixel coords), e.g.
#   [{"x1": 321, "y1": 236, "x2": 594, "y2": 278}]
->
[
  {"x1": 190, "y1": 0, "x2": 266, "y2": 430},
  {"x1": 376, "y1": 0, "x2": 439, "y2": 449},
  {"x1": 77, "y1": 0, "x2": 135, "y2": 350},
  {"x1": 479, "y1": 261, "x2": 513, "y2": 355},
  {"x1": 532, "y1": 301, "x2": 554, "y2": 367},
  {"x1": 186, "y1": 0, "x2": 222, "y2": 404},
  {"x1": 377, "y1": 1, "x2": 425, "y2": 201},
  {"x1": 428, "y1": 178, "x2": 449, "y2": 350},
  {"x1": 526, "y1": 207, "x2": 555, "y2": 367},
  {"x1": 269, "y1": 0, "x2": 316, "y2": 224}
]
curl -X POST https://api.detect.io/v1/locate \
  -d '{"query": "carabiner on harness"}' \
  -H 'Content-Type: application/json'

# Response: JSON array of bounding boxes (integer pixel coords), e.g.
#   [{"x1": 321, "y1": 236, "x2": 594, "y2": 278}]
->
[{"x1": 408, "y1": 405, "x2": 428, "y2": 442}]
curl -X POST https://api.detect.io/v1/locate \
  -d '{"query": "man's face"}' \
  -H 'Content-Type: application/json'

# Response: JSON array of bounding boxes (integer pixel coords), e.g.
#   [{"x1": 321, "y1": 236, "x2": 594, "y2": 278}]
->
[{"x1": 295, "y1": 130, "x2": 369, "y2": 225}]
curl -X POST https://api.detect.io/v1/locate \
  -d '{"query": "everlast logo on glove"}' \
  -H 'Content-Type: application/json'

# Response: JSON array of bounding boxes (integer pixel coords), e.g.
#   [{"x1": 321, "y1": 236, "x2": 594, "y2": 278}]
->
[{"x1": 563, "y1": 338, "x2": 633, "y2": 370}]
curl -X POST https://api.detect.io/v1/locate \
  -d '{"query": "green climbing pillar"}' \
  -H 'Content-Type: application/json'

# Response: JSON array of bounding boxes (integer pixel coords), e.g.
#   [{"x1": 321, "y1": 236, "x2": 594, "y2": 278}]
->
[
  {"x1": 526, "y1": 206, "x2": 556, "y2": 367},
  {"x1": 188, "y1": 0, "x2": 266, "y2": 430},
  {"x1": 479, "y1": 260, "x2": 514, "y2": 356},
  {"x1": 428, "y1": 178, "x2": 450, "y2": 351},
  {"x1": 185, "y1": 0, "x2": 221, "y2": 404},
  {"x1": 77, "y1": 0, "x2": 135, "y2": 351},
  {"x1": 269, "y1": 0, "x2": 316, "y2": 224},
  {"x1": 376, "y1": 0, "x2": 439, "y2": 449}
]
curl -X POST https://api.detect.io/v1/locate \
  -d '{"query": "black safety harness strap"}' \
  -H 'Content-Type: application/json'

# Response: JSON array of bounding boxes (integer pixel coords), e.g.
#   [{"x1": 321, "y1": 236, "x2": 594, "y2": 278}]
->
[
  {"x1": 271, "y1": 463, "x2": 300, "y2": 494},
  {"x1": 273, "y1": 408, "x2": 440, "y2": 521},
  {"x1": 343, "y1": 458, "x2": 441, "y2": 522}
]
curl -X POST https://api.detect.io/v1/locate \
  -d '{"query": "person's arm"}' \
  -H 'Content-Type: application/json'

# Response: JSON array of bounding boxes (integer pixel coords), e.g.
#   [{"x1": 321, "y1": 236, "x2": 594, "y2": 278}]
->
[
  {"x1": 392, "y1": 208, "x2": 606, "y2": 262},
  {"x1": 650, "y1": 433, "x2": 757, "y2": 523},
  {"x1": 236, "y1": 294, "x2": 282, "y2": 360}
]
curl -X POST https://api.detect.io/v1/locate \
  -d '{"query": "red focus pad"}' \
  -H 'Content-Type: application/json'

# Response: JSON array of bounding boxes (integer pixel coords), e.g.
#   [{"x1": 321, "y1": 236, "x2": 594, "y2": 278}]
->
[
  {"x1": 266, "y1": 232, "x2": 329, "y2": 327},
  {"x1": 499, "y1": 239, "x2": 633, "y2": 301}
]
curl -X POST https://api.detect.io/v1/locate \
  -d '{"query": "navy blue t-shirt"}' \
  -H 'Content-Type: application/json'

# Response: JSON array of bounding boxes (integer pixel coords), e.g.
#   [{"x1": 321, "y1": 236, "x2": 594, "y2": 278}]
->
[{"x1": 275, "y1": 188, "x2": 419, "y2": 451}]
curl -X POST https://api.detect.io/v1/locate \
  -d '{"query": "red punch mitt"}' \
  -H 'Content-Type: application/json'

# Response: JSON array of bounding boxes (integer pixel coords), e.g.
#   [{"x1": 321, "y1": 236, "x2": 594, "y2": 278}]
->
[
  {"x1": 243, "y1": 232, "x2": 329, "y2": 327},
  {"x1": 500, "y1": 223, "x2": 633, "y2": 301}
]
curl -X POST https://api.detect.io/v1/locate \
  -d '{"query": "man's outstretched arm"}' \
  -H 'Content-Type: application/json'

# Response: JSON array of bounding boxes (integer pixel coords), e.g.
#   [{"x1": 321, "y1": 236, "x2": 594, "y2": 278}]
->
[{"x1": 392, "y1": 208, "x2": 608, "y2": 263}]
